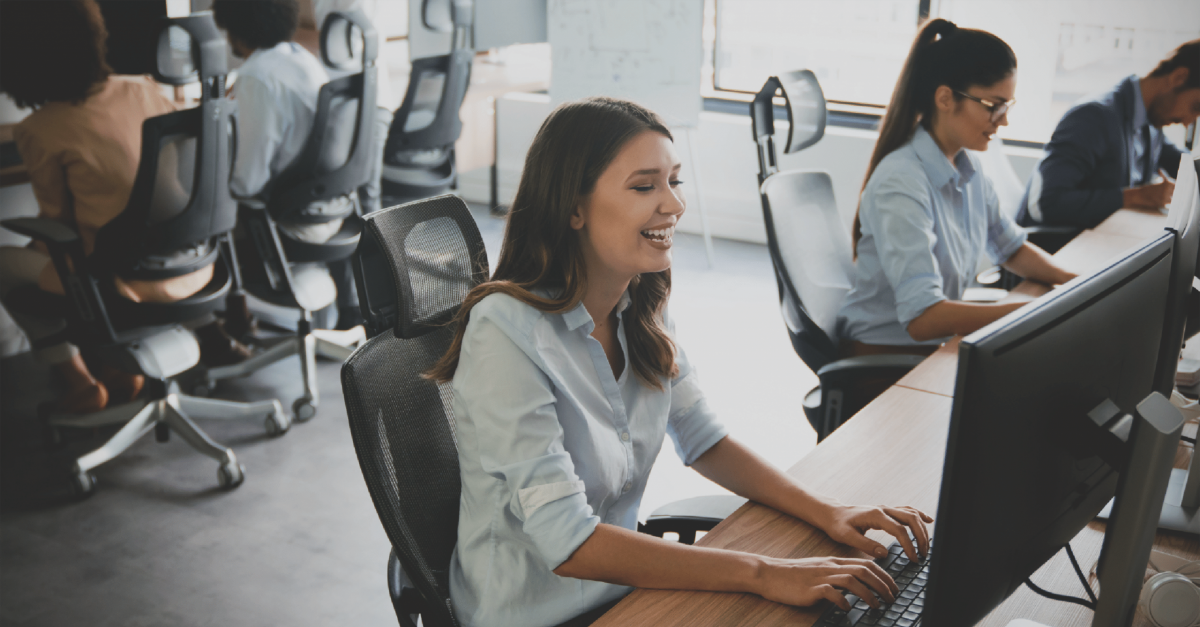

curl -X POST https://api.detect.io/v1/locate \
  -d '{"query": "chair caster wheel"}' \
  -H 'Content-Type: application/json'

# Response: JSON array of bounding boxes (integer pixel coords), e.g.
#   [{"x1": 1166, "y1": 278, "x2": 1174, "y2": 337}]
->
[
  {"x1": 155, "y1": 422, "x2": 170, "y2": 443},
  {"x1": 71, "y1": 469, "x2": 96, "y2": 497},
  {"x1": 218, "y1": 457, "x2": 245, "y2": 489},
  {"x1": 264, "y1": 410, "x2": 290, "y2": 437},
  {"x1": 293, "y1": 398, "x2": 316, "y2": 422},
  {"x1": 192, "y1": 381, "x2": 213, "y2": 397}
]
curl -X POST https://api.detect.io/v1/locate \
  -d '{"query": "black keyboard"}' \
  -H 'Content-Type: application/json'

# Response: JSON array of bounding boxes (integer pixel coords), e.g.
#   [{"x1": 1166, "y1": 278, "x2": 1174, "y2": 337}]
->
[{"x1": 812, "y1": 541, "x2": 931, "y2": 627}]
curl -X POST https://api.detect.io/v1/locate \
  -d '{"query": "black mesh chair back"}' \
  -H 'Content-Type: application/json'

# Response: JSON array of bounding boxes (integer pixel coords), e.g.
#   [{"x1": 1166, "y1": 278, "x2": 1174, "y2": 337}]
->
[
  {"x1": 264, "y1": 10, "x2": 378, "y2": 225},
  {"x1": 751, "y1": 69, "x2": 845, "y2": 370},
  {"x1": 342, "y1": 195, "x2": 488, "y2": 627},
  {"x1": 90, "y1": 13, "x2": 235, "y2": 285}
]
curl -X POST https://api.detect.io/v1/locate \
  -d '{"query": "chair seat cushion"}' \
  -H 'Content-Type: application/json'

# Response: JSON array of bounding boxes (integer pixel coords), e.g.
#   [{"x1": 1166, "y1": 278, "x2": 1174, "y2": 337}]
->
[
  {"x1": 243, "y1": 263, "x2": 338, "y2": 313},
  {"x1": 280, "y1": 216, "x2": 362, "y2": 263}
]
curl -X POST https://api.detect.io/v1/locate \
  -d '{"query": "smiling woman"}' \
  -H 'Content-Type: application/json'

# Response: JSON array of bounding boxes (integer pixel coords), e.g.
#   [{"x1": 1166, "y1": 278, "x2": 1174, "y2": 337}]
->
[{"x1": 424, "y1": 97, "x2": 933, "y2": 627}]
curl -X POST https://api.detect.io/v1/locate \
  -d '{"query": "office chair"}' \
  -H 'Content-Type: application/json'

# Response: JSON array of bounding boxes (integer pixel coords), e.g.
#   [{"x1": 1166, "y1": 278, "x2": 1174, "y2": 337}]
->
[
  {"x1": 751, "y1": 71, "x2": 924, "y2": 441},
  {"x1": 1, "y1": 14, "x2": 286, "y2": 495},
  {"x1": 206, "y1": 9, "x2": 380, "y2": 421},
  {"x1": 379, "y1": 0, "x2": 473, "y2": 204},
  {"x1": 342, "y1": 195, "x2": 749, "y2": 626}
]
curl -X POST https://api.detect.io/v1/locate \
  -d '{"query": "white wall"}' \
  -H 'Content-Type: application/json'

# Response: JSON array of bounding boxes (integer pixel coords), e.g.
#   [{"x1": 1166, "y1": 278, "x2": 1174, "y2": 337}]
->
[{"x1": 458, "y1": 92, "x2": 1045, "y2": 245}]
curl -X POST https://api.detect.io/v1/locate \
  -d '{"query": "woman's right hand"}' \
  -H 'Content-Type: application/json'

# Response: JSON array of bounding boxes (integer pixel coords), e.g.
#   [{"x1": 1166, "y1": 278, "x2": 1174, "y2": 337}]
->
[{"x1": 753, "y1": 555, "x2": 898, "y2": 611}]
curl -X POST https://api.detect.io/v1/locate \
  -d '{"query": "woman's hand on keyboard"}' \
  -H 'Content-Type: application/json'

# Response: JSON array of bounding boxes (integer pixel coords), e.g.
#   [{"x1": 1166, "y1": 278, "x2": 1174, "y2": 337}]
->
[
  {"x1": 820, "y1": 504, "x2": 933, "y2": 562},
  {"x1": 754, "y1": 556, "x2": 897, "y2": 610}
]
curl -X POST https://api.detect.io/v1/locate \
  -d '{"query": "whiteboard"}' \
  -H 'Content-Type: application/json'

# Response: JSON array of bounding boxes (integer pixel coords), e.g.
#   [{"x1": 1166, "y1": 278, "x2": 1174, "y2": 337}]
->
[{"x1": 548, "y1": 0, "x2": 703, "y2": 127}]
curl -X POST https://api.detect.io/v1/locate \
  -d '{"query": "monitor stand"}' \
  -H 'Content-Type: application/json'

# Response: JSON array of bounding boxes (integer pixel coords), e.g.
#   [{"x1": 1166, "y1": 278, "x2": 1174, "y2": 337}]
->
[
  {"x1": 1097, "y1": 435, "x2": 1200, "y2": 534},
  {"x1": 1097, "y1": 468, "x2": 1200, "y2": 533}
]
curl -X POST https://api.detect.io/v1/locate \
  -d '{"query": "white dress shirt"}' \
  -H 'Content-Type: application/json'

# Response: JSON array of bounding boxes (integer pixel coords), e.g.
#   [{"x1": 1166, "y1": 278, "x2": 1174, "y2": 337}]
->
[
  {"x1": 449, "y1": 290, "x2": 729, "y2": 627},
  {"x1": 230, "y1": 42, "x2": 345, "y2": 243}
]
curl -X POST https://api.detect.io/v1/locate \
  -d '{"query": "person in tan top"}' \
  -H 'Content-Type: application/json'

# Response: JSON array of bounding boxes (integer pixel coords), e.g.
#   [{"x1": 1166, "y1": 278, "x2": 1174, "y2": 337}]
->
[{"x1": 0, "y1": 0, "x2": 222, "y2": 413}]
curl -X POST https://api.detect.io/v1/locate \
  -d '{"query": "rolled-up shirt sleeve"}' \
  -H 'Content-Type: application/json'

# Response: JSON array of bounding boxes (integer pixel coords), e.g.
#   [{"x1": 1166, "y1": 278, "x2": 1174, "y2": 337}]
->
[
  {"x1": 456, "y1": 316, "x2": 599, "y2": 570},
  {"x1": 866, "y1": 172, "x2": 947, "y2": 328},
  {"x1": 984, "y1": 176, "x2": 1028, "y2": 264},
  {"x1": 664, "y1": 316, "x2": 728, "y2": 466}
]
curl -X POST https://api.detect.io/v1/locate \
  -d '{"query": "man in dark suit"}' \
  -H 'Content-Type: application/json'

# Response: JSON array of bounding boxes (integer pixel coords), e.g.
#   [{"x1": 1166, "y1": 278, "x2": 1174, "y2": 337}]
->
[{"x1": 1018, "y1": 40, "x2": 1200, "y2": 228}]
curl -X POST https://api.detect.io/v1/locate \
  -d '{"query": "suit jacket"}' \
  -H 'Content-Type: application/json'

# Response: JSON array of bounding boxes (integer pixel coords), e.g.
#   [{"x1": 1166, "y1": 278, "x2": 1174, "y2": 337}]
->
[{"x1": 1018, "y1": 75, "x2": 1184, "y2": 228}]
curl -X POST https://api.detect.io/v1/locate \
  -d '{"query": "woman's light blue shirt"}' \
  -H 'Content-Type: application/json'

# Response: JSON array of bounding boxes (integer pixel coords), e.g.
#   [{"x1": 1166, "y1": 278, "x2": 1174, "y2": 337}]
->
[
  {"x1": 449, "y1": 290, "x2": 729, "y2": 627},
  {"x1": 837, "y1": 126, "x2": 1027, "y2": 346}
]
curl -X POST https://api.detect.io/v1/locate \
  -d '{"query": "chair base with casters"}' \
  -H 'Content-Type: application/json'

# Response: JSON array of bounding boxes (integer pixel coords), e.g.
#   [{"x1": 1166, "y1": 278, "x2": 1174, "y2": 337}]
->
[
  {"x1": 47, "y1": 380, "x2": 276, "y2": 496},
  {"x1": 39, "y1": 324, "x2": 286, "y2": 496},
  {"x1": 205, "y1": 311, "x2": 364, "y2": 421},
  {"x1": 217, "y1": 207, "x2": 366, "y2": 421}
]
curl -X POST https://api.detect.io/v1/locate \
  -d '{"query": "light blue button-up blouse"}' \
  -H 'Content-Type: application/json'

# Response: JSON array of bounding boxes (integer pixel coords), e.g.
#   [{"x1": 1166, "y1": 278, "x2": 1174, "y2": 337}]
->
[
  {"x1": 448, "y1": 290, "x2": 729, "y2": 627},
  {"x1": 837, "y1": 125, "x2": 1028, "y2": 346}
]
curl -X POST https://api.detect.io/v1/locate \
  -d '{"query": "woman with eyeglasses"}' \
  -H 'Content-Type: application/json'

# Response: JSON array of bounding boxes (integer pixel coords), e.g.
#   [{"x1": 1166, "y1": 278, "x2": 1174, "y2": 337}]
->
[{"x1": 836, "y1": 19, "x2": 1075, "y2": 362}]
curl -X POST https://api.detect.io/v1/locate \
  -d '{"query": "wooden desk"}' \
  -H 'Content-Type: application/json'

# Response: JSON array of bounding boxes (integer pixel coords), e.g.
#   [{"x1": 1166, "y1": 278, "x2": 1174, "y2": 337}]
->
[{"x1": 595, "y1": 210, "x2": 1197, "y2": 627}]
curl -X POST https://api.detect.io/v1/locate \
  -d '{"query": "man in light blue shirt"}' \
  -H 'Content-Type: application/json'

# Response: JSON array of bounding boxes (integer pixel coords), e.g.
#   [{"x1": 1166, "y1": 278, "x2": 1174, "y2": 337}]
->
[
  {"x1": 838, "y1": 126, "x2": 1028, "y2": 347},
  {"x1": 450, "y1": 291, "x2": 727, "y2": 627}
]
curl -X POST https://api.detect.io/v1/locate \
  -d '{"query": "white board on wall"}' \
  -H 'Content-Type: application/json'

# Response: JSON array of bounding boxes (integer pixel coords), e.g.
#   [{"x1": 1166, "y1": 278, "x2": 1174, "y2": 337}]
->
[{"x1": 548, "y1": 0, "x2": 703, "y2": 127}]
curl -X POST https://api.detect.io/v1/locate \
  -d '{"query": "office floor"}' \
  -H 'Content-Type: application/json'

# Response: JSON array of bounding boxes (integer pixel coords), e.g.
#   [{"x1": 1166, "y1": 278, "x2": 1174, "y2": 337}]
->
[{"x1": 0, "y1": 203, "x2": 816, "y2": 627}]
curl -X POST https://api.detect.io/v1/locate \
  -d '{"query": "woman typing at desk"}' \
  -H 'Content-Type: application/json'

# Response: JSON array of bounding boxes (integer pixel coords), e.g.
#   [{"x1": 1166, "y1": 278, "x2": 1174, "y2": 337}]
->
[
  {"x1": 427, "y1": 97, "x2": 932, "y2": 627},
  {"x1": 837, "y1": 19, "x2": 1075, "y2": 361}
]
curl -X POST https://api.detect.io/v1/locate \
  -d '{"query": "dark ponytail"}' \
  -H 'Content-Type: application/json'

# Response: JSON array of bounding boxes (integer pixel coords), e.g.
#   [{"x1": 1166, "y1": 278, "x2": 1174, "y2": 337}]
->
[{"x1": 851, "y1": 18, "x2": 1016, "y2": 256}]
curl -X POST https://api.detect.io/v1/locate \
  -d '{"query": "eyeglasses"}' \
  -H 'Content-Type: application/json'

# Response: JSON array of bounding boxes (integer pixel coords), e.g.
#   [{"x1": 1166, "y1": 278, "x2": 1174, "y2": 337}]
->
[{"x1": 954, "y1": 90, "x2": 1015, "y2": 123}]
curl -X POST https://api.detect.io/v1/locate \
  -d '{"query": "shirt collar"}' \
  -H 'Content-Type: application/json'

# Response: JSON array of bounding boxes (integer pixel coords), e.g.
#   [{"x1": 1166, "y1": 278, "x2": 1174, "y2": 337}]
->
[
  {"x1": 1131, "y1": 75, "x2": 1148, "y2": 131},
  {"x1": 562, "y1": 289, "x2": 633, "y2": 332},
  {"x1": 911, "y1": 125, "x2": 976, "y2": 189}
]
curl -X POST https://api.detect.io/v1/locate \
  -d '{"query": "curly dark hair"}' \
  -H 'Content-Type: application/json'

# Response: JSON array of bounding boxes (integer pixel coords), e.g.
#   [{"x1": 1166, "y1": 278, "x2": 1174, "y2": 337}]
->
[
  {"x1": 212, "y1": 0, "x2": 299, "y2": 51},
  {"x1": 0, "y1": 0, "x2": 113, "y2": 109}
]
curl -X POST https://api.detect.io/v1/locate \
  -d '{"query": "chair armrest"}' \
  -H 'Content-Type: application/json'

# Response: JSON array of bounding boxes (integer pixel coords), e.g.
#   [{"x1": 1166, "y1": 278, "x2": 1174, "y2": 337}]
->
[
  {"x1": 639, "y1": 495, "x2": 749, "y2": 545},
  {"x1": 1, "y1": 217, "x2": 81, "y2": 245},
  {"x1": 1025, "y1": 225, "x2": 1081, "y2": 255},
  {"x1": 387, "y1": 549, "x2": 423, "y2": 627},
  {"x1": 816, "y1": 354, "x2": 926, "y2": 387},
  {"x1": 0, "y1": 217, "x2": 115, "y2": 341}
]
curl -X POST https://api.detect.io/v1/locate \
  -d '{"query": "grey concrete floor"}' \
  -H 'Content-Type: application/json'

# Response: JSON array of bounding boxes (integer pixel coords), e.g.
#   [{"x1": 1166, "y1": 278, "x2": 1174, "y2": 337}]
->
[{"x1": 0, "y1": 202, "x2": 816, "y2": 627}]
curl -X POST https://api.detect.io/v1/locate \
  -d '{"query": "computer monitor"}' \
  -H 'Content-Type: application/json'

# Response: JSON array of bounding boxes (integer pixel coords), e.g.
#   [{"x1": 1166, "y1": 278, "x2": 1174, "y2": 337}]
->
[{"x1": 922, "y1": 233, "x2": 1178, "y2": 626}]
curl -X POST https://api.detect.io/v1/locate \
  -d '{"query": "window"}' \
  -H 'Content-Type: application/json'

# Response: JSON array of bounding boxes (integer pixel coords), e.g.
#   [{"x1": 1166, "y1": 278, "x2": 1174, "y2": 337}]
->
[
  {"x1": 712, "y1": 0, "x2": 1200, "y2": 143},
  {"x1": 713, "y1": 0, "x2": 920, "y2": 108},
  {"x1": 940, "y1": 0, "x2": 1200, "y2": 142}
]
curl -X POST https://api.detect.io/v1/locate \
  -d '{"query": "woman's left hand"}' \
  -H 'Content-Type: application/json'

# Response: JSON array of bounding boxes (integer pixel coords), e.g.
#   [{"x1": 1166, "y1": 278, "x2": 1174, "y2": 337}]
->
[{"x1": 822, "y1": 504, "x2": 933, "y2": 562}]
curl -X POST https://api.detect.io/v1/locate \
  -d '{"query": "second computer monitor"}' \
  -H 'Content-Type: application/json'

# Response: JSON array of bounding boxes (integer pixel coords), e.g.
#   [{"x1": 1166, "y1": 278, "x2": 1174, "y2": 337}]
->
[{"x1": 923, "y1": 233, "x2": 1175, "y2": 626}]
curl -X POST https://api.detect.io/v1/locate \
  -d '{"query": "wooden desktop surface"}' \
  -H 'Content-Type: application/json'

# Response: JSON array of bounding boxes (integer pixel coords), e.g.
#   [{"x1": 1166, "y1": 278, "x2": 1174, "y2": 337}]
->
[{"x1": 594, "y1": 209, "x2": 1197, "y2": 627}]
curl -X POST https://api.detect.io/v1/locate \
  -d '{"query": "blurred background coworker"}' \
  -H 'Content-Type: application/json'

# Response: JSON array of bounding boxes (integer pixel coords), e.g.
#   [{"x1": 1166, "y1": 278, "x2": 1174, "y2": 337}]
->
[
  {"x1": 1018, "y1": 39, "x2": 1200, "y2": 228},
  {"x1": 212, "y1": 0, "x2": 362, "y2": 329},
  {"x1": 0, "y1": 0, "x2": 235, "y2": 414}
]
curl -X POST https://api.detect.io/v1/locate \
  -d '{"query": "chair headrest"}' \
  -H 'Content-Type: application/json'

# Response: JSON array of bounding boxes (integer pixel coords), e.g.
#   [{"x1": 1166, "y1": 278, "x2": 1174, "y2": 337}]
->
[
  {"x1": 321, "y1": 9, "x2": 379, "y2": 72},
  {"x1": 353, "y1": 195, "x2": 490, "y2": 340},
  {"x1": 751, "y1": 69, "x2": 827, "y2": 155},
  {"x1": 152, "y1": 12, "x2": 228, "y2": 87}
]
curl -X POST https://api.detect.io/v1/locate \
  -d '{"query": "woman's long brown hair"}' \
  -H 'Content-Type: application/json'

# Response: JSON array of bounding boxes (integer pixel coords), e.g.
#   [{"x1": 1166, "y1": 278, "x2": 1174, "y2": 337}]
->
[
  {"x1": 851, "y1": 18, "x2": 1016, "y2": 257},
  {"x1": 426, "y1": 97, "x2": 679, "y2": 389}
]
